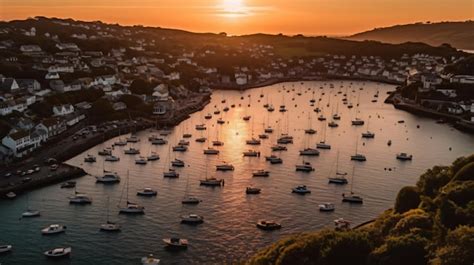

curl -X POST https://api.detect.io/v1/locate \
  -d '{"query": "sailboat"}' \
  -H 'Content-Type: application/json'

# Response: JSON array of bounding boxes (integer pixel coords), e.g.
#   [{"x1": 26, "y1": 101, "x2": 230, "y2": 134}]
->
[
  {"x1": 361, "y1": 116, "x2": 375, "y2": 138},
  {"x1": 182, "y1": 173, "x2": 201, "y2": 204},
  {"x1": 304, "y1": 112, "x2": 316, "y2": 134},
  {"x1": 246, "y1": 117, "x2": 261, "y2": 145},
  {"x1": 351, "y1": 92, "x2": 364, "y2": 125},
  {"x1": 163, "y1": 144, "x2": 180, "y2": 178},
  {"x1": 350, "y1": 137, "x2": 366, "y2": 161},
  {"x1": 21, "y1": 193, "x2": 40, "y2": 217},
  {"x1": 342, "y1": 165, "x2": 363, "y2": 203},
  {"x1": 101, "y1": 196, "x2": 121, "y2": 231},
  {"x1": 316, "y1": 121, "x2": 331, "y2": 149},
  {"x1": 300, "y1": 124, "x2": 319, "y2": 155},
  {"x1": 328, "y1": 151, "x2": 348, "y2": 184},
  {"x1": 119, "y1": 171, "x2": 145, "y2": 214}
]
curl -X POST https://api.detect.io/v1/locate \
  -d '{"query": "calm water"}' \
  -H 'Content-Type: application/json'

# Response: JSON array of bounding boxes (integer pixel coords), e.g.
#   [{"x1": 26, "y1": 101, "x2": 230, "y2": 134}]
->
[{"x1": 1, "y1": 81, "x2": 474, "y2": 265}]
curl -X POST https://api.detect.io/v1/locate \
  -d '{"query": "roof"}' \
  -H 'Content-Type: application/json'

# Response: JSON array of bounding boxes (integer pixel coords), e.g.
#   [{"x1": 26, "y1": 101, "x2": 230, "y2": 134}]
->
[{"x1": 8, "y1": 130, "x2": 29, "y2": 140}]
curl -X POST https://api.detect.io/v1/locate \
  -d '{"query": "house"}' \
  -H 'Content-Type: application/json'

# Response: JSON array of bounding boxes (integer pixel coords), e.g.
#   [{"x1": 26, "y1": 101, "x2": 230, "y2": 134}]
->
[
  {"x1": 0, "y1": 101, "x2": 13, "y2": 116},
  {"x1": 1, "y1": 130, "x2": 38, "y2": 157},
  {"x1": 235, "y1": 73, "x2": 248, "y2": 85},
  {"x1": 53, "y1": 104, "x2": 74, "y2": 116},
  {"x1": 48, "y1": 64, "x2": 74, "y2": 73},
  {"x1": 56, "y1": 43, "x2": 80, "y2": 51},
  {"x1": 421, "y1": 73, "x2": 442, "y2": 90},
  {"x1": 75, "y1": 101, "x2": 92, "y2": 110},
  {"x1": 49, "y1": 80, "x2": 65, "y2": 92},
  {"x1": 450, "y1": 75, "x2": 474, "y2": 84},
  {"x1": 64, "y1": 113, "x2": 86, "y2": 127},
  {"x1": 152, "y1": 84, "x2": 170, "y2": 101},
  {"x1": 94, "y1": 75, "x2": 117, "y2": 86},
  {"x1": 36, "y1": 118, "x2": 66, "y2": 138},
  {"x1": 20, "y1": 45, "x2": 42, "y2": 53},
  {"x1": 16, "y1": 79, "x2": 41, "y2": 92},
  {"x1": 0, "y1": 78, "x2": 19, "y2": 92},
  {"x1": 45, "y1": 72, "x2": 60, "y2": 80}
]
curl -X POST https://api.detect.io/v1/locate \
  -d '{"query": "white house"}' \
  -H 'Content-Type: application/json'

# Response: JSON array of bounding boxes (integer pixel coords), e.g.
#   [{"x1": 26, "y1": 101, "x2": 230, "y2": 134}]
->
[
  {"x1": 1, "y1": 130, "x2": 38, "y2": 157},
  {"x1": 235, "y1": 73, "x2": 248, "y2": 85},
  {"x1": 94, "y1": 75, "x2": 117, "y2": 86},
  {"x1": 20, "y1": 45, "x2": 42, "y2": 53},
  {"x1": 48, "y1": 65, "x2": 74, "y2": 73},
  {"x1": 53, "y1": 104, "x2": 74, "y2": 116},
  {"x1": 0, "y1": 78, "x2": 19, "y2": 92},
  {"x1": 152, "y1": 84, "x2": 170, "y2": 101}
]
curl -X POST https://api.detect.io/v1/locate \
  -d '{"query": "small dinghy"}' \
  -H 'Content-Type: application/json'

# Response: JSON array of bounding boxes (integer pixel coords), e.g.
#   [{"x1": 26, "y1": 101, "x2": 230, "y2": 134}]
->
[
  {"x1": 41, "y1": 224, "x2": 66, "y2": 235},
  {"x1": 319, "y1": 203, "x2": 335, "y2": 212},
  {"x1": 44, "y1": 247, "x2": 71, "y2": 258},
  {"x1": 137, "y1": 188, "x2": 157, "y2": 197},
  {"x1": 181, "y1": 214, "x2": 204, "y2": 224},
  {"x1": 256, "y1": 220, "x2": 281, "y2": 231},
  {"x1": 141, "y1": 254, "x2": 161, "y2": 265},
  {"x1": 163, "y1": 238, "x2": 188, "y2": 249}
]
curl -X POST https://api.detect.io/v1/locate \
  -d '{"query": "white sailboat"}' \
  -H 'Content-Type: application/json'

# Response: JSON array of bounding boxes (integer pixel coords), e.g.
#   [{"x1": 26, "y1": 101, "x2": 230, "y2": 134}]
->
[
  {"x1": 100, "y1": 196, "x2": 121, "y2": 231},
  {"x1": 342, "y1": 165, "x2": 364, "y2": 204},
  {"x1": 119, "y1": 171, "x2": 145, "y2": 214},
  {"x1": 21, "y1": 193, "x2": 40, "y2": 217},
  {"x1": 328, "y1": 151, "x2": 348, "y2": 184},
  {"x1": 316, "y1": 120, "x2": 331, "y2": 149}
]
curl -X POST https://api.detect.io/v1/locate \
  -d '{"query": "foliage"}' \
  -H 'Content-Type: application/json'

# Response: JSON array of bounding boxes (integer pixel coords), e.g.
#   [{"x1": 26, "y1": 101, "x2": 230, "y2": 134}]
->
[
  {"x1": 394, "y1": 186, "x2": 421, "y2": 213},
  {"x1": 435, "y1": 225, "x2": 474, "y2": 265}
]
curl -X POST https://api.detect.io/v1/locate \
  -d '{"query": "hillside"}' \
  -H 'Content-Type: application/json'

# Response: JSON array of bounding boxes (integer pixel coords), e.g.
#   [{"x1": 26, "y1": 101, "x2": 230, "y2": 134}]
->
[
  {"x1": 348, "y1": 21, "x2": 474, "y2": 50},
  {"x1": 247, "y1": 154, "x2": 474, "y2": 265}
]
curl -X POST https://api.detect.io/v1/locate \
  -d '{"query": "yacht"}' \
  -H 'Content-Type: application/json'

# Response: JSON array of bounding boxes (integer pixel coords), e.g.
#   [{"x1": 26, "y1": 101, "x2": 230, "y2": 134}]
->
[
  {"x1": 182, "y1": 133, "x2": 192, "y2": 138},
  {"x1": 216, "y1": 163, "x2": 234, "y2": 171},
  {"x1": 258, "y1": 134, "x2": 269, "y2": 139},
  {"x1": 252, "y1": 170, "x2": 270, "y2": 177},
  {"x1": 299, "y1": 148, "x2": 320, "y2": 156},
  {"x1": 351, "y1": 118, "x2": 364, "y2": 126},
  {"x1": 163, "y1": 238, "x2": 188, "y2": 249},
  {"x1": 334, "y1": 218, "x2": 351, "y2": 231},
  {"x1": 243, "y1": 150, "x2": 260, "y2": 157},
  {"x1": 246, "y1": 138, "x2": 261, "y2": 145},
  {"x1": 182, "y1": 196, "x2": 201, "y2": 204},
  {"x1": 147, "y1": 152, "x2": 160, "y2": 161},
  {"x1": 119, "y1": 202, "x2": 145, "y2": 214},
  {"x1": 256, "y1": 220, "x2": 281, "y2": 230},
  {"x1": 5, "y1": 192, "x2": 16, "y2": 199},
  {"x1": 171, "y1": 159, "x2": 185, "y2": 167},
  {"x1": 135, "y1": 156, "x2": 148, "y2": 165},
  {"x1": 195, "y1": 137, "x2": 207, "y2": 143},
  {"x1": 44, "y1": 247, "x2": 71, "y2": 258},
  {"x1": 69, "y1": 193, "x2": 92, "y2": 204},
  {"x1": 319, "y1": 203, "x2": 335, "y2": 212},
  {"x1": 347, "y1": 103, "x2": 353, "y2": 108},
  {"x1": 163, "y1": 169, "x2": 179, "y2": 178},
  {"x1": 214, "y1": 110, "x2": 221, "y2": 115},
  {"x1": 200, "y1": 177, "x2": 224, "y2": 186},
  {"x1": 362, "y1": 131, "x2": 375, "y2": 138},
  {"x1": 181, "y1": 214, "x2": 204, "y2": 224},
  {"x1": 172, "y1": 145, "x2": 188, "y2": 152},
  {"x1": 0, "y1": 245, "x2": 12, "y2": 254},
  {"x1": 292, "y1": 185, "x2": 311, "y2": 194},
  {"x1": 105, "y1": 155, "x2": 120, "y2": 162},
  {"x1": 98, "y1": 148, "x2": 112, "y2": 156},
  {"x1": 151, "y1": 138, "x2": 167, "y2": 145},
  {"x1": 137, "y1": 188, "x2": 157, "y2": 196},
  {"x1": 126, "y1": 135, "x2": 140, "y2": 143},
  {"x1": 246, "y1": 187, "x2": 261, "y2": 194},
  {"x1": 333, "y1": 114, "x2": 341, "y2": 120},
  {"x1": 204, "y1": 113, "x2": 212, "y2": 119},
  {"x1": 328, "y1": 172, "x2": 348, "y2": 184},
  {"x1": 141, "y1": 254, "x2": 161, "y2": 265},
  {"x1": 84, "y1": 154, "x2": 96, "y2": 163},
  {"x1": 342, "y1": 193, "x2": 363, "y2": 203},
  {"x1": 267, "y1": 105, "x2": 275, "y2": 112},
  {"x1": 22, "y1": 209, "x2": 41, "y2": 218},
  {"x1": 60, "y1": 181, "x2": 76, "y2": 188},
  {"x1": 296, "y1": 161, "x2": 315, "y2": 172},
  {"x1": 223, "y1": 106, "x2": 230, "y2": 112},
  {"x1": 204, "y1": 147, "x2": 219, "y2": 155},
  {"x1": 178, "y1": 139, "x2": 189, "y2": 146},
  {"x1": 317, "y1": 115, "x2": 326, "y2": 121},
  {"x1": 195, "y1": 124, "x2": 206, "y2": 130},
  {"x1": 41, "y1": 224, "x2": 66, "y2": 235},
  {"x1": 243, "y1": 115, "x2": 251, "y2": 121},
  {"x1": 96, "y1": 172, "x2": 121, "y2": 183},
  {"x1": 304, "y1": 128, "x2": 317, "y2": 134},
  {"x1": 328, "y1": 121, "x2": 339, "y2": 128},
  {"x1": 268, "y1": 156, "x2": 283, "y2": 164},
  {"x1": 351, "y1": 154, "x2": 367, "y2": 161},
  {"x1": 100, "y1": 197, "x2": 121, "y2": 232},
  {"x1": 264, "y1": 127, "x2": 274, "y2": 133},
  {"x1": 217, "y1": 118, "x2": 225, "y2": 124},
  {"x1": 212, "y1": 140, "x2": 224, "y2": 146},
  {"x1": 124, "y1": 148, "x2": 140, "y2": 155},
  {"x1": 277, "y1": 137, "x2": 293, "y2": 144},
  {"x1": 396, "y1": 153, "x2": 413, "y2": 161},
  {"x1": 271, "y1": 145, "x2": 288, "y2": 151}
]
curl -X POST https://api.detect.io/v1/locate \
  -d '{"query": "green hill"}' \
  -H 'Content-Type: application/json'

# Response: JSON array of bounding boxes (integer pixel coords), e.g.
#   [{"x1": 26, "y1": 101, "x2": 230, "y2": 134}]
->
[
  {"x1": 247, "y1": 154, "x2": 474, "y2": 265},
  {"x1": 347, "y1": 21, "x2": 474, "y2": 50}
]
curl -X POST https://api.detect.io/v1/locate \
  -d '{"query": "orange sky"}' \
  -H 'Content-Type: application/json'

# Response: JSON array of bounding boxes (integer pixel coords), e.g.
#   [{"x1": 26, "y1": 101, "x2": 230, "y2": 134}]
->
[{"x1": 1, "y1": 0, "x2": 472, "y2": 35}]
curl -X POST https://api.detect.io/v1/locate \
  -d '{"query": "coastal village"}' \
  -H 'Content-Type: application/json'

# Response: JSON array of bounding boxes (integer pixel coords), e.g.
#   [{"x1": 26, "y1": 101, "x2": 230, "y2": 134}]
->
[{"x1": 0, "y1": 17, "x2": 473, "y2": 191}]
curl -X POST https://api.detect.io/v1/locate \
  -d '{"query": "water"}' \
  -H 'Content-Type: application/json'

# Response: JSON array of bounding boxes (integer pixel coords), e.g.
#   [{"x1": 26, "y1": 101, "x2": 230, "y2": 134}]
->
[{"x1": 1, "y1": 80, "x2": 473, "y2": 265}]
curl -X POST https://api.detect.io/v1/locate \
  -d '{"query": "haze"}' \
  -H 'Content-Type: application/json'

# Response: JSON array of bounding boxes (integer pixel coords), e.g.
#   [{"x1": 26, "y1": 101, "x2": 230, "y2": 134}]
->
[{"x1": 1, "y1": 0, "x2": 473, "y2": 35}]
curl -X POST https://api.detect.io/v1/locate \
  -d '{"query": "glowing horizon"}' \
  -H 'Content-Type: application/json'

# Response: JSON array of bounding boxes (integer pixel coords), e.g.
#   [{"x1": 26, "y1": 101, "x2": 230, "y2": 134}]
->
[{"x1": 0, "y1": 0, "x2": 472, "y2": 36}]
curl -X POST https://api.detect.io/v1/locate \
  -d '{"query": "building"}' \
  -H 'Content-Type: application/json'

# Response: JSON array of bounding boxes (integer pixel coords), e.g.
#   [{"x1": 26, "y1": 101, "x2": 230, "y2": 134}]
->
[
  {"x1": 0, "y1": 78, "x2": 19, "y2": 92},
  {"x1": 1, "y1": 130, "x2": 37, "y2": 157},
  {"x1": 235, "y1": 73, "x2": 248, "y2": 85},
  {"x1": 53, "y1": 104, "x2": 74, "y2": 116}
]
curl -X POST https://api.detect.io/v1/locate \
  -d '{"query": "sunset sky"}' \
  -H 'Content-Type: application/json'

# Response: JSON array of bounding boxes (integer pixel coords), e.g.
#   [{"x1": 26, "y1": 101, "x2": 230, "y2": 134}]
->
[{"x1": 1, "y1": 0, "x2": 472, "y2": 36}]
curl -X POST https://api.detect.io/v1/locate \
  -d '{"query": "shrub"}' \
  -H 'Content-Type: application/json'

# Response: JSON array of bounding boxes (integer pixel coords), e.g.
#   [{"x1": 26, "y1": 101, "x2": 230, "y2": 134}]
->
[{"x1": 394, "y1": 186, "x2": 421, "y2": 213}]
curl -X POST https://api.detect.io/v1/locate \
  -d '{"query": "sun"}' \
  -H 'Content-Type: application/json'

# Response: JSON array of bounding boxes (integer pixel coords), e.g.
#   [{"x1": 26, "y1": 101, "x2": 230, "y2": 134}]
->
[{"x1": 220, "y1": 0, "x2": 248, "y2": 17}]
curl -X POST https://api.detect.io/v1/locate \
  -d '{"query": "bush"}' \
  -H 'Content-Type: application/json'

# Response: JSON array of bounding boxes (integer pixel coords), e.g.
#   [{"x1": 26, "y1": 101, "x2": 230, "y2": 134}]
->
[
  {"x1": 391, "y1": 209, "x2": 432, "y2": 237},
  {"x1": 452, "y1": 161, "x2": 474, "y2": 181},
  {"x1": 394, "y1": 186, "x2": 421, "y2": 213},
  {"x1": 368, "y1": 234, "x2": 428, "y2": 265},
  {"x1": 416, "y1": 166, "x2": 452, "y2": 197},
  {"x1": 435, "y1": 225, "x2": 474, "y2": 265}
]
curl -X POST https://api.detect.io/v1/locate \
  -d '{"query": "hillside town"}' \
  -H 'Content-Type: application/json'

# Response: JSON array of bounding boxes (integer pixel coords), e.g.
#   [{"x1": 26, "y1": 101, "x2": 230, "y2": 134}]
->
[{"x1": 0, "y1": 17, "x2": 473, "y2": 164}]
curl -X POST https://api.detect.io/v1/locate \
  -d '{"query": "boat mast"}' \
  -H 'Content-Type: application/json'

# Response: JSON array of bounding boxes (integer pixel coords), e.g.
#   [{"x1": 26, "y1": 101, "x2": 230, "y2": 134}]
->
[{"x1": 351, "y1": 164, "x2": 356, "y2": 194}]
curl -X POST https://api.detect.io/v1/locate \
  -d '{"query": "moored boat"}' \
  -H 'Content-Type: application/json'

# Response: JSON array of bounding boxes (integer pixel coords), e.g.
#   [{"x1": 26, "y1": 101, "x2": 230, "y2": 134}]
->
[
  {"x1": 256, "y1": 220, "x2": 281, "y2": 230},
  {"x1": 44, "y1": 247, "x2": 71, "y2": 258}
]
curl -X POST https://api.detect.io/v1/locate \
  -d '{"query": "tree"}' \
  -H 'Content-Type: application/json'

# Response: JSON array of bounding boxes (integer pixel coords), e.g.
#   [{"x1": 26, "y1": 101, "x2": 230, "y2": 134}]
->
[
  {"x1": 368, "y1": 234, "x2": 428, "y2": 265},
  {"x1": 435, "y1": 225, "x2": 474, "y2": 265},
  {"x1": 129, "y1": 79, "x2": 153, "y2": 95},
  {"x1": 395, "y1": 186, "x2": 421, "y2": 213}
]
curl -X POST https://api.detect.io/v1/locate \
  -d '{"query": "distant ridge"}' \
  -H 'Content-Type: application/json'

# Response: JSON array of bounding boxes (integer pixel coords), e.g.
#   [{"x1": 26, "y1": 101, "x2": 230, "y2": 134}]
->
[{"x1": 347, "y1": 21, "x2": 474, "y2": 50}]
